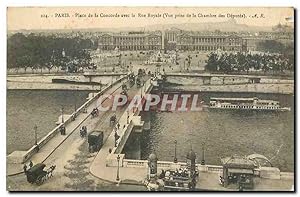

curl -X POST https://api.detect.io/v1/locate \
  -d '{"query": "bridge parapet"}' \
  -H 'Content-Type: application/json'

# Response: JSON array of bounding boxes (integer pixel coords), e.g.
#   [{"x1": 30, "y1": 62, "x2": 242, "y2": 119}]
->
[{"x1": 105, "y1": 156, "x2": 292, "y2": 180}]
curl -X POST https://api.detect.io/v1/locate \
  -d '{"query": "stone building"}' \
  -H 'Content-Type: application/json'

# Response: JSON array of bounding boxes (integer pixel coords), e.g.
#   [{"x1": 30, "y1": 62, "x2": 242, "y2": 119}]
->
[
  {"x1": 98, "y1": 28, "x2": 292, "y2": 52},
  {"x1": 164, "y1": 28, "x2": 246, "y2": 52},
  {"x1": 98, "y1": 31, "x2": 162, "y2": 51}
]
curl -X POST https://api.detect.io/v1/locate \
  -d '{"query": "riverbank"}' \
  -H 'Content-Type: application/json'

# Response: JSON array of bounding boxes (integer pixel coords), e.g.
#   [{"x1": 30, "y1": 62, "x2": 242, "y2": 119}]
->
[
  {"x1": 168, "y1": 83, "x2": 294, "y2": 94},
  {"x1": 7, "y1": 74, "x2": 122, "y2": 90},
  {"x1": 7, "y1": 81, "x2": 103, "y2": 91}
]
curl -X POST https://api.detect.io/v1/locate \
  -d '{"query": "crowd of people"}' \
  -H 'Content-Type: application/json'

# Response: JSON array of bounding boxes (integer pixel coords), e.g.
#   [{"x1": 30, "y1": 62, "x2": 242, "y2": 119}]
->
[{"x1": 205, "y1": 51, "x2": 294, "y2": 74}]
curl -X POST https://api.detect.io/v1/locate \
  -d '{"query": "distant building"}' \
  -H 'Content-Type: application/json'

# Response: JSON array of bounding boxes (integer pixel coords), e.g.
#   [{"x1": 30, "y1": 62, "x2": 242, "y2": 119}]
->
[
  {"x1": 98, "y1": 31, "x2": 162, "y2": 51},
  {"x1": 175, "y1": 32, "x2": 245, "y2": 52},
  {"x1": 97, "y1": 27, "x2": 293, "y2": 52},
  {"x1": 164, "y1": 28, "x2": 246, "y2": 52}
]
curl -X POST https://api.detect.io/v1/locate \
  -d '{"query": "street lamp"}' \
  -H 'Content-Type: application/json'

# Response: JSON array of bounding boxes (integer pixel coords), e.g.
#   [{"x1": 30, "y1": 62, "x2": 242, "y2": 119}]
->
[
  {"x1": 127, "y1": 110, "x2": 129, "y2": 124},
  {"x1": 116, "y1": 154, "x2": 120, "y2": 181},
  {"x1": 92, "y1": 84, "x2": 95, "y2": 97},
  {"x1": 74, "y1": 95, "x2": 77, "y2": 113},
  {"x1": 34, "y1": 125, "x2": 38, "y2": 146},
  {"x1": 61, "y1": 106, "x2": 64, "y2": 123},
  {"x1": 174, "y1": 140, "x2": 178, "y2": 163},
  {"x1": 201, "y1": 143, "x2": 206, "y2": 165}
]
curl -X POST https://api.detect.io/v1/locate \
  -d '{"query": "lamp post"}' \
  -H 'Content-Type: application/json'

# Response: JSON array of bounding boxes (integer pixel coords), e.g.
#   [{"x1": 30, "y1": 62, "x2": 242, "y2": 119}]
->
[
  {"x1": 201, "y1": 143, "x2": 206, "y2": 165},
  {"x1": 116, "y1": 154, "x2": 120, "y2": 182},
  {"x1": 99, "y1": 80, "x2": 102, "y2": 91},
  {"x1": 92, "y1": 84, "x2": 95, "y2": 97},
  {"x1": 127, "y1": 110, "x2": 129, "y2": 124},
  {"x1": 140, "y1": 84, "x2": 143, "y2": 97},
  {"x1": 174, "y1": 140, "x2": 178, "y2": 163},
  {"x1": 61, "y1": 106, "x2": 64, "y2": 123},
  {"x1": 74, "y1": 95, "x2": 77, "y2": 113},
  {"x1": 34, "y1": 125, "x2": 38, "y2": 146}
]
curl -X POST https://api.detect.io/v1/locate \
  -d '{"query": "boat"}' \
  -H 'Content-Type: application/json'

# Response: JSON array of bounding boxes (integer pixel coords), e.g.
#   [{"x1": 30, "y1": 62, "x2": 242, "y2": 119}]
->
[{"x1": 209, "y1": 97, "x2": 291, "y2": 112}]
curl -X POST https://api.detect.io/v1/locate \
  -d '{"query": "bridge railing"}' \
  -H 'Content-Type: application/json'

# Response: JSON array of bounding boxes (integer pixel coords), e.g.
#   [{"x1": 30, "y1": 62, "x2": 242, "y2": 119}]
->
[
  {"x1": 121, "y1": 159, "x2": 224, "y2": 172},
  {"x1": 123, "y1": 159, "x2": 148, "y2": 168},
  {"x1": 203, "y1": 165, "x2": 223, "y2": 173},
  {"x1": 20, "y1": 74, "x2": 129, "y2": 163}
]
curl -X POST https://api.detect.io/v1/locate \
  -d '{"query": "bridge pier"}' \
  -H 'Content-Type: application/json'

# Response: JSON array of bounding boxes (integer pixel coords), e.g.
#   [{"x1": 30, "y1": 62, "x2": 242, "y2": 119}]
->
[{"x1": 143, "y1": 113, "x2": 151, "y2": 131}]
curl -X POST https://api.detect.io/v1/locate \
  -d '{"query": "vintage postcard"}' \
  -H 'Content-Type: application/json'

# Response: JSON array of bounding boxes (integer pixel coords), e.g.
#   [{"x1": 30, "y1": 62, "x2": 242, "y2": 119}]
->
[{"x1": 6, "y1": 7, "x2": 294, "y2": 191}]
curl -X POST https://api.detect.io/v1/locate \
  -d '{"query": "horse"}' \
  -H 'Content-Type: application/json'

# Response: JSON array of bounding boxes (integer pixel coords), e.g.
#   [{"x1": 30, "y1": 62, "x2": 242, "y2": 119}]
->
[
  {"x1": 110, "y1": 114, "x2": 117, "y2": 127},
  {"x1": 91, "y1": 108, "x2": 99, "y2": 118},
  {"x1": 46, "y1": 165, "x2": 56, "y2": 178},
  {"x1": 80, "y1": 126, "x2": 87, "y2": 138}
]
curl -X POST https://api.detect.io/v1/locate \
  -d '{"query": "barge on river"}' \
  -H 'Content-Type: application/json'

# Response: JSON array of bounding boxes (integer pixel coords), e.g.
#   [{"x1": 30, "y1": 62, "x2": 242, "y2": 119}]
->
[{"x1": 209, "y1": 97, "x2": 291, "y2": 111}]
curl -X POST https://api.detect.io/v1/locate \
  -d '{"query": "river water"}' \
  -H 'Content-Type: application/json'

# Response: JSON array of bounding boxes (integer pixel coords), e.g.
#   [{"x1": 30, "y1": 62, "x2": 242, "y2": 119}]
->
[
  {"x1": 7, "y1": 89, "x2": 294, "y2": 172},
  {"x1": 7, "y1": 90, "x2": 89, "y2": 154},
  {"x1": 139, "y1": 92, "x2": 294, "y2": 172}
]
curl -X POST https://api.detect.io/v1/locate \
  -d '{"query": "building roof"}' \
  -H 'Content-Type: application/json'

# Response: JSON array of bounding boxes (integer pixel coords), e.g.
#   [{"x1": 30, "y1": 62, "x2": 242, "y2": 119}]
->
[{"x1": 99, "y1": 31, "x2": 162, "y2": 38}]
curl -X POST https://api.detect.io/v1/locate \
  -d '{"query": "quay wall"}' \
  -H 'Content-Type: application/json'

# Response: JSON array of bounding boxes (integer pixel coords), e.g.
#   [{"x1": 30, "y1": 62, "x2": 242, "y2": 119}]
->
[{"x1": 7, "y1": 73, "x2": 126, "y2": 90}]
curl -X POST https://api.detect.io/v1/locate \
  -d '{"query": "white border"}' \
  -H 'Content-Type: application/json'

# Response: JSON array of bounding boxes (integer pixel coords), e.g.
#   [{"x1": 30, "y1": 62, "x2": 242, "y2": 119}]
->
[{"x1": 1, "y1": 0, "x2": 298, "y2": 196}]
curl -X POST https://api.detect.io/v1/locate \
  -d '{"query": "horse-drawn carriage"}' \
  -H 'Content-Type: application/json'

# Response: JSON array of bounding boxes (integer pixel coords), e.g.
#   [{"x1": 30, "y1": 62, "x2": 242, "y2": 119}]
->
[
  {"x1": 90, "y1": 108, "x2": 99, "y2": 118},
  {"x1": 122, "y1": 83, "x2": 128, "y2": 91},
  {"x1": 26, "y1": 163, "x2": 56, "y2": 186},
  {"x1": 128, "y1": 73, "x2": 135, "y2": 87},
  {"x1": 136, "y1": 77, "x2": 143, "y2": 87},
  {"x1": 80, "y1": 126, "x2": 87, "y2": 138},
  {"x1": 110, "y1": 114, "x2": 117, "y2": 127}
]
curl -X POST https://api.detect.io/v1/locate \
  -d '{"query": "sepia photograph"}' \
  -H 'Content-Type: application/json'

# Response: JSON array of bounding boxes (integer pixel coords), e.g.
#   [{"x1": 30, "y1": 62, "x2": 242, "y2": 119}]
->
[{"x1": 5, "y1": 6, "x2": 295, "y2": 191}]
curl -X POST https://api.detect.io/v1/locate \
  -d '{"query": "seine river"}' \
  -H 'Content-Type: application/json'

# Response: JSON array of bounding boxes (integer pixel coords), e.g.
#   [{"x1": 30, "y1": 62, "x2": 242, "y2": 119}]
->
[
  {"x1": 7, "y1": 90, "x2": 294, "y2": 172},
  {"x1": 139, "y1": 92, "x2": 294, "y2": 172},
  {"x1": 7, "y1": 90, "x2": 89, "y2": 154}
]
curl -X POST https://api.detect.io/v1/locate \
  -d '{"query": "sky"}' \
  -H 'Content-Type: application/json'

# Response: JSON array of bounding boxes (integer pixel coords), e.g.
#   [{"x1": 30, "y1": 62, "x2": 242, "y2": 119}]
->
[{"x1": 7, "y1": 7, "x2": 294, "y2": 30}]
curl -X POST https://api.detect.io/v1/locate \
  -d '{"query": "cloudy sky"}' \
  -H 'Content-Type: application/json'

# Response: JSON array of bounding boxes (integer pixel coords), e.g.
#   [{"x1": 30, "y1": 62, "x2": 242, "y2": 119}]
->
[{"x1": 7, "y1": 7, "x2": 294, "y2": 30}]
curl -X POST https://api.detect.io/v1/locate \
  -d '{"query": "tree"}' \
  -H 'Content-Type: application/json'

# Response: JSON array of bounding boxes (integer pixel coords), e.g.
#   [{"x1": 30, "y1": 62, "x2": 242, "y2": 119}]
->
[
  {"x1": 257, "y1": 40, "x2": 285, "y2": 54},
  {"x1": 205, "y1": 53, "x2": 218, "y2": 72}
]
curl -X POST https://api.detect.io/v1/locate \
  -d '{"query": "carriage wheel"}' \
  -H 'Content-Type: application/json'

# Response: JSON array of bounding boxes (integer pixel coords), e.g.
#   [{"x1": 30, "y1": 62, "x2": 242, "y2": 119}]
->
[{"x1": 36, "y1": 175, "x2": 45, "y2": 186}]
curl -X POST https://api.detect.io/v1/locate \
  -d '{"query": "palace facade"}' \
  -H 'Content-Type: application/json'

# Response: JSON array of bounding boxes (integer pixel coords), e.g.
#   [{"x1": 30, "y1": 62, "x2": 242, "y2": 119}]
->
[
  {"x1": 164, "y1": 28, "x2": 247, "y2": 52},
  {"x1": 97, "y1": 28, "x2": 292, "y2": 52},
  {"x1": 98, "y1": 31, "x2": 162, "y2": 51}
]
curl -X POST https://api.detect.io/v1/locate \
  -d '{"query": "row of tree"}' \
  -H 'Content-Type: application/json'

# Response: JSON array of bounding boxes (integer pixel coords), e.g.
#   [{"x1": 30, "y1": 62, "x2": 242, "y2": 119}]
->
[
  {"x1": 7, "y1": 33, "x2": 98, "y2": 73},
  {"x1": 205, "y1": 50, "x2": 294, "y2": 74}
]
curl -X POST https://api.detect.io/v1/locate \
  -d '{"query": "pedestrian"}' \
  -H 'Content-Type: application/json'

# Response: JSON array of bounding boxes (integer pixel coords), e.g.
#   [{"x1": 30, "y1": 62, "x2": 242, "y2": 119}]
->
[
  {"x1": 29, "y1": 160, "x2": 33, "y2": 168},
  {"x1": 117, "y1": 122, "x2": 120, "y2": 130},
  {"x1": 83, "y1": 106, "x2": 87, "y2": 113},
  {"x1": 23, "y1": 164, "x2": 27, "y2": 173}
]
